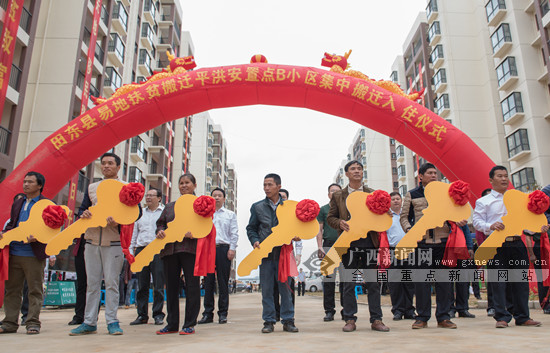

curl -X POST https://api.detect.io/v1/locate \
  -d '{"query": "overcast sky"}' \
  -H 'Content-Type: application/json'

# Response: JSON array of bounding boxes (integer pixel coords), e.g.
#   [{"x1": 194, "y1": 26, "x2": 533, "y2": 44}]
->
[{"x1": 180, "y1": 0, "x2": 428, "y2": 276}]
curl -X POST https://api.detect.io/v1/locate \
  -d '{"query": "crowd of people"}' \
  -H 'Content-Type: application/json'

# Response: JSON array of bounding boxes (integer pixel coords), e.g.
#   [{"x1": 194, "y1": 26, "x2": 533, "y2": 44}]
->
[{"x1": 0, "y1": 153, "x2": 549, "y2": 336}]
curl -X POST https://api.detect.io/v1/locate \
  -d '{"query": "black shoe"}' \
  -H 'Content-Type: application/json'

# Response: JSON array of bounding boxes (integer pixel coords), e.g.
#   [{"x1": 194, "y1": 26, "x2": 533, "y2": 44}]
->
[
  {"x1": 544, "y1": 308, "x2": 550, "y2": 315},
  {"x1": 458, "y1": 311, "x2": 476, "y2": 318},
  {"x1": 219, "y1": 315, "x2": 227, "y2": 324},
  {"x1": 262, "y1": 322, "x2": 274, "y2": 333},
  {"x1": 449, "y1": 311, "x2": 456, "y2": 318},
  {"x1": 283, "y1": 322, "x2": 299, "y2": 333},
  {"x1": 487, "y1": 308, "x2": 495, "y2": 317},
  {"x1": 153, "y1": 316, "x2": 164, "y2": 325},
  {"x1": 323, "y1": 312, "x2": 335, "y2": 322},
  {"x1": 68, "y1": 318, "x2": 83, "y2": 326},
  {"x1": 130, "y1": 317, "x2": 148, "y2": 325},
  {"x1": 404, "y1": 313, "x2": 416, "y2": 320},
  {"x1": 198, "y1": 316, "x2": 213, "y2": 324},
  {"x1": 393, "y1": 313, "x2": 403, "y2": 321},
  {"x1": 475, "y1": 295, "x2": 482, "y2": 300}
]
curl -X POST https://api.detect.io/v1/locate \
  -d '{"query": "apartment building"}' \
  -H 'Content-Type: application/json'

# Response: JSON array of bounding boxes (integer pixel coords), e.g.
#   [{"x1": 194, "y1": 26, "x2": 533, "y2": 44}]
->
[
  {"x1": 1, "y1": 0, "x2": 190, "y2": 207},
  {"x1": 392, "y1": 0, "x2": 550, "y2": 193},
  {"x1": 334, "y1": 127, "x2": 399, "y2": 193},
  {"x1": 188, "y1": 111, "x2": 238, "y2": 213}
]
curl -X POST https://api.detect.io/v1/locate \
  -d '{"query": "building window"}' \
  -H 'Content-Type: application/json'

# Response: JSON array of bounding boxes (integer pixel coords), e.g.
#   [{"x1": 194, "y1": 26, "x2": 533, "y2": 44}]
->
[
  {"x1": 113, "y1": 1, "x2": 129, "y2": 31},
  {"x1": 392, "y1": 167, "x2": 398, "y2": 175},
  {"x1": 486, "y1": 0, "x2": 506, "y2": 23},
  {"x1": 393, "y1": 182, "x2": 399, "y2": 188},
  {"x1": 399, "y1": 185, "x2": 408, "y2": 197},
  {"x1": 390, "y1": 138, "x2": 395, "y2": 145},
  {"x1": 131, "y1": 136, "x2": 145, "y2": 160},
  {"x1": 396, "y1": 145, "x2": 405, "y2": 158},
  {"x1": 430, "y1": 45, "x2": 444, "y2": 63},
  {"x1": 398, "y1": 165, "x2": 406, "y2": 178},
  {"x1": 139, "y1": 49, "x2": 152, "y2": 75},
  {"x1": 128, "y1": 166, "x2": 143, "y2": 183},
  {"x1": 104, "y1": 67, "x2": 122, "y2": 90},
  {"x1": 501, "y1": 92, "x2": 523, "y2": 121},
  {"x1": 427, "y1": 21, "x2": 441, "y2": 43},
  {"x1": 108, "y1": 33, "x2": 125, "y2": 64},
  {"x1": 491, "y1": 23, "x2": 512, "y2": 53},
  {"x1": 426, "y1": 0, "x2": 438, "y2": 17},
  {"x1": 511, "y1": 167, "x2": 536, "y2": 192},
  {"x1": 506, "y1": 129, "x2": 530, "y2": 158},
  {"x1": 363, "y1": 170, "x2": 368, "y2": 180},
  {"x1": 540, "y1": 0, "x2": 549, "y2": 17},
  {"x1": 433, "y1": 69, "x2": 447, "y2": 91},
  {"x1": 391, "y1": 153, "x2": 396, "y2": 159},
  {"x1": 123, "y1": 162, "x2": 128, "y2": 180},
  {"x1": 435, "y1": 94, "x2": 450, "y2": 115},
  {"x1": 496, "y1": 56, "x2": 517, "y2": 87},
  {"x1": 390, "y1": 71, "x2": 398, "y2": 83}
]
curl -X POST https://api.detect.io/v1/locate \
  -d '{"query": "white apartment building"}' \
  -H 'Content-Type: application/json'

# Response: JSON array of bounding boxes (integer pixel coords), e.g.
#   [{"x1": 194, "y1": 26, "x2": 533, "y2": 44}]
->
[{"x1": 391, "y1": 0, "x2": 550, "y2": 193}]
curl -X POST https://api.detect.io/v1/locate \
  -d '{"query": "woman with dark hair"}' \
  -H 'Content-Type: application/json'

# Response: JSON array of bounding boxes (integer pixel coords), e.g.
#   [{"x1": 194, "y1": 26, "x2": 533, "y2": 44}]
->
[{"x1": 155, "y1": 174, "x2": 201, "y2": 335}]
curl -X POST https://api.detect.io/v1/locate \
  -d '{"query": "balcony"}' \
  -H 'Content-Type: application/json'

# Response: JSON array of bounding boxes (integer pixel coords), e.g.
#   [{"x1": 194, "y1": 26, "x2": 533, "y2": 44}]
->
[
  {"x1": 486, "y1": 0, "x2": 507, "y2": 27},
  {"x1": 160, "y1": 12, "x2": 173, "y2": 25},
  {"x1": 111, "y1": 2, "x2": 129, "y2": 35},
  {"x1": 396, "y1": 145, "x2": 405, "y2": 163},
  {"x1": 502, "y1": 111, "x2": 525, "y2": 125},
  {"x1": 108, "y1": 33, "x2": 125, "y2": 67},
  {"x1": 146, "y1": 162, "x2": 164, "y2": 181},
  {"x1": 0, "y1": 126, "x2": 11, "y2": 155},
  {"x1": 157, "y1": 36, "x2": 171, "y2": 50},
  {"x1": 138, "y1": 49, "x2": 152, "y2": 76},
  {"x1": 493, "y1": 41, "x2": 512, "y2": 59},
  {"x1": 130, "y1": 137, "x2": 145, "y2": 163},
  {"x1": 143, "y1": 0, "x2": 157, "y2": 23},
  {"x1": 427, "y1": 22, "x2": 441, "y2": 46},
  {"x1": 430, "y1": 45, "x2": 444, "y2": 69},
  {"x1": 9, "y1": 64, "x2": 22, "y2": 91},
  {"x1": 148, "y1": 135, "x2": 165, "y2": 153},
  {"x1": 498, "y1": 75, "x2": 518, "y2": 91},
  {"x1": 104, "y1": 67, "x2": 122, "y2": 96},
  {"x1": 141, "y1": 24, "x2": 155, "y2": 51},
  {"x1": 94, "y1": 44, "x2": 105, "y2": 66},
  {"x1": 426, "y1": 0, "x2": 438, "y2": 23},
  {"x1": 20, "y1": 7, "x2": 32, "y2": 34}
]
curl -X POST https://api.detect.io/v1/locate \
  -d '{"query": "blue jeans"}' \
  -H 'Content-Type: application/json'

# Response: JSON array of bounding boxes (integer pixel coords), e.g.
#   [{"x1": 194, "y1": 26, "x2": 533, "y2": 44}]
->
[{"x1": 259, "y1": 251, "x2": 294, "y2": 324}]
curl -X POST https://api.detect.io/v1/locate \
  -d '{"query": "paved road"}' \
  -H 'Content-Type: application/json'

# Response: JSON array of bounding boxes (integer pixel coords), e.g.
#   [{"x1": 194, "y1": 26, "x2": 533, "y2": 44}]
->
[{"x1": 2, "y1": 292, "x2": 548, "y2": 352}]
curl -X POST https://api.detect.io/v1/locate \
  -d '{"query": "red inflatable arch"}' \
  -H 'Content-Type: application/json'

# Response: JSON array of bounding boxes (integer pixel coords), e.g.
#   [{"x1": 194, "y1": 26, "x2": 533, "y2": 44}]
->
[{"x1": 0, "y1": 63, "x2": 495, "y2": 224}]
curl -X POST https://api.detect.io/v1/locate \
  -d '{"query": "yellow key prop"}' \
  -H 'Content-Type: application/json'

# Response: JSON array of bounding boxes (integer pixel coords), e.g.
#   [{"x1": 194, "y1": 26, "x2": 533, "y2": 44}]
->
[
  {"x1": 475, "y1": 190, "x2": 549, "y2": 265},
  {"x1": 131, "y1": 194, "x2": 214, "y2": 273},
  {"x1": 395, "y1": 181, "x2": 471, "y2": 260},
  {"x1": 46, "y1": 179, "x2": 141, "y2": 256},
  {"x1": 238, "y1": 200, "x2": 319, "y2": 277},
  {"x1": 0, "y1": 200, "x2": 70, "y2": 248},
  {"x1": 321, "y1": 191, "x2": 392, "y2": 276}
]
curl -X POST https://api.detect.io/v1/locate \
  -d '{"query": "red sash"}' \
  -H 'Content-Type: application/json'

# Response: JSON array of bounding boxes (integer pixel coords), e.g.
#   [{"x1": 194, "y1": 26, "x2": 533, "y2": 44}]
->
[
  {"x1": 278, "y1": 243, "x2": 298, "y2": 282},
  {"x1": 194, "y1": 226, "x2": 216, "y2": 276},
  {"x1": 120, "y1": 224, "x2": 135, "y2": 264},
  {"x1": 377, "y1": 231, "x2": 391, "y2": 269},
  {"x1": 443, "y1": 222, "x2": 470, "y2": 268},
  {"x1": 0, "y1": 247, "x2": 9, "y2": 307}
]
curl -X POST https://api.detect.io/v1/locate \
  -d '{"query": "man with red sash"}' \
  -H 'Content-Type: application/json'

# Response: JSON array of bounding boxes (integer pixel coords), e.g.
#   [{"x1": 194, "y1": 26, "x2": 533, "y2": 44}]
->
[
  {"x1": 327, "y1": 160, "x2": 389, "y2": 333},
  {"x1": 400, "y1": 163, "x2": 467, "y2": 330},
  {"x1": 246, "y1": 173, "x2": 299, "y2": 333}
]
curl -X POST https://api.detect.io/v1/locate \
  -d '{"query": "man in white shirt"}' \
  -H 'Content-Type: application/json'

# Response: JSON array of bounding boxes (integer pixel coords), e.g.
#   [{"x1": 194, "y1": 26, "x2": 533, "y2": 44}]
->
[
  {"x1": 473, "y1": 165, "x2": 546, "y2": 328},
  {"x1": 387, "y1": 192, "x2": 415, "y2": 321},
  {"x1": 129, "y1": 188, "x2": 165, "y2": 326},
  {"x1": 297, "y1": 269, "x2": 306, "y2": 296},
  {"x1": 198, "y1": 187, "x2": 238, "y2": 324}
]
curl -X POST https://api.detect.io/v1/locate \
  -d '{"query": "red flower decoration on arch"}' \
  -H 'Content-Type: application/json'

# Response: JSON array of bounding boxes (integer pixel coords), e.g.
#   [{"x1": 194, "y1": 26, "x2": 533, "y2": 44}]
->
[
  {"x1": 119, "y1": 183, "x2": 145, "y2": 206},
  {"x1": 295, "y1": 199, "x2": 320, "y2": 222},
  {"x1": 448, "y1": 180, "x2": 470, "y2": 206},
  {"x1": 42, "y1": 205, "x2": 68, "y2": 229},
  {"x1": 193, "y1": 196, "x2": 216, "y2": 218},
  {"x1": 366, "y1": 190, "x2": 391, "y2": 215},
  {"x1": 527, "y1": 190, "x2": 550, "y2": 215}
]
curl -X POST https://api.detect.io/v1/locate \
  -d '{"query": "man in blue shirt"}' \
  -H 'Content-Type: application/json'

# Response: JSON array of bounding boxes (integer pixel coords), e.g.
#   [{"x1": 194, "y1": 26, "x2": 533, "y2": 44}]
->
[{"x1": 0, "y1": 172, "x2": 48, "y2": 334}]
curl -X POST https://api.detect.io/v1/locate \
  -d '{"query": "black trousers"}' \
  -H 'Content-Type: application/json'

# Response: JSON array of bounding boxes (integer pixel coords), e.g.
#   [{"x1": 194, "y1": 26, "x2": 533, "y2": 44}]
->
[
  {"x1": 203, "y1": 244, "x2": 231, "y2": 318},
  {"x1": 414, "y1": 240, "x2": 452, "y2": 323},
  {"x1": 450, "y1": 259, "x2": 472, "y2": 312},
  {"x1": 322, "y1": 239, "x2": 343, "y2": 315},
  {"x1": 533, "y1": 239, "x2": 550, "y2": 309},
  {"x1": 73, "y1": 239, "x2": 87, "y2": 322},
  {"x1": 490, "y1": 240, "x2": 530, "y2": 324},
  {"x1": 388, "y1": 248, "x2": 415, "y2": 317},
  {"x1": 163, "y1": 252, "x2": 200, "y2": 330},
  {"x1": 297, "y1": 282, "x2": 305, "y2": 296},
  {"x1": 341, "y1": 236, "x2": 382, "y2": 323},
  {"x1": 135, "y1": 246, "x2": 165, "y2": 320}
]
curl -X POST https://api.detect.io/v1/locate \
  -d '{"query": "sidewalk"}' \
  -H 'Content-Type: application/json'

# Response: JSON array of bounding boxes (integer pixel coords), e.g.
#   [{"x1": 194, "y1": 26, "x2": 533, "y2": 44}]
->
[{"x1": 2, "y1": 292, "x2": 548, "y2": 352}]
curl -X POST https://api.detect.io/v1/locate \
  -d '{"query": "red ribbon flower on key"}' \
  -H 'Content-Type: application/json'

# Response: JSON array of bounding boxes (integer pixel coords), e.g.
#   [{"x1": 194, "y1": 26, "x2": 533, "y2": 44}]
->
[
  {"x1": 448, "y1": 180, "x2": 470, "y2": 206},
  {"x1": 366, "y1": 190, "x2": 391, "y2": 215},
  {"x1": 119, "y1": 183, "x2": 145, "y2": 206},
  {"x1": 295, "y1": 199, "x2": 320, "y2": 222},
  {"x1": 42, "y1": 205, "x2": 68, "y2": 229},
  {"x1": 527, "y1": 190, "x2": 550, "y2": 214},
  {"x1": 193, "y1": 196, "x2": 216, "y2": 218}
]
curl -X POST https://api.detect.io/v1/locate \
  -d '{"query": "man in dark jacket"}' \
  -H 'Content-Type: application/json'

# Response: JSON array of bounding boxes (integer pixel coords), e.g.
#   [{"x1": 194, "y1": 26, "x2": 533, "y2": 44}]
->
[
  {"x1": 246, "y1": 173, "x2": 298, "y2": 334},
  {"x1": 0, "y1": 172, "x2": 48, "y2": 334}
]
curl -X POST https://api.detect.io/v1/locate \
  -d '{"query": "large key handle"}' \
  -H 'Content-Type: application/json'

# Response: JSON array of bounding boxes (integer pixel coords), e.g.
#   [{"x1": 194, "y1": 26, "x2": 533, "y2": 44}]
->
[
  {"x1": 475, "y1": 190, "x2": 547, "y2": 264},
  {"x1": 238, "y1": 200, "x2": 319, "y2": 277},
  {"x1": 131, "y1": 194, "x2": 213, "y2": 272},
  {"x1": 395, "y1": 181, "x2": 471, "y2": 260},
  {"x1": 0, "y1": 200, "x2": 70, "y2": 248},
  {"x1": 321, "y1": 191, "x2": 392, "y2": 276},
  {"x1": 46, "y1": 179, "x2": 140, "y2": 256}
]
